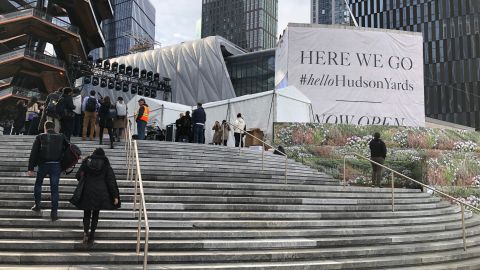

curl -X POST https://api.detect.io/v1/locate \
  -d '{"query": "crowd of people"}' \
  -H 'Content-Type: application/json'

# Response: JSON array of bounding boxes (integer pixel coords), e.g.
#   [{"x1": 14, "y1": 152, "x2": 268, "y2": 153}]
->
[
  {"x1": 174, "y1": 102, "x2": 247, "y2": 147},
  {"x1": 8, "y1": 88, "x2": 128, "y2": 149}
]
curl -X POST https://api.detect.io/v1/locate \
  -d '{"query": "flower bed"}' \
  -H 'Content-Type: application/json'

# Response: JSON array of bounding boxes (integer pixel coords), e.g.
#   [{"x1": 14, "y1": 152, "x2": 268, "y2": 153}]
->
[{"x1": 274, "y1": 123, "x2": 480, "y2": 204}]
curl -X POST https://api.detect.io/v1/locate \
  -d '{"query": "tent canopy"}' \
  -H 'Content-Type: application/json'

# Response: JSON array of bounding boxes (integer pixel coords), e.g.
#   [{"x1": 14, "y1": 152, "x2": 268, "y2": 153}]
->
[{"x1": 127, "y1": 86, "x2": 314, "y2": 146}]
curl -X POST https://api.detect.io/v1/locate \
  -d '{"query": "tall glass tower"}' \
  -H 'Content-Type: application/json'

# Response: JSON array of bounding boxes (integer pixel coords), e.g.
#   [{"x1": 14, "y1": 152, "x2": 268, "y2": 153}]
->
[
  {"x1": 95, "y1": 0, "x2": 156, "y2": 58},
  {"x1": 311, "y1": 0, "x2": 350, "y2": 25},
  {"x1": 201, "y1": 0, "x2": 278, "y2": 51},
  {"x1": 350, "y1": 0, "x2": 480, "y2": 129}
]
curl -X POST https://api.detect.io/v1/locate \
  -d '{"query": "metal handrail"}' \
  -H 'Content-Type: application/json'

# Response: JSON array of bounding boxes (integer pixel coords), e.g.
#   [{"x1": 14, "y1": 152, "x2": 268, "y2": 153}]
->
[
  {"x1": 125, "y1": 121, "x2": 149, "y2": 269},
  {"x1": 225, "y1": 121, "x2": 288, "y2": 184},
  {"x1": 344, "y1": 152, "x2": 480, "y2": 251}
]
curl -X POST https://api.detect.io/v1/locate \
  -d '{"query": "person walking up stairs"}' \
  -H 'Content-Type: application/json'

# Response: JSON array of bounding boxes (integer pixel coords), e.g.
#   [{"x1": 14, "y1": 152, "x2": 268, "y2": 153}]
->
[{"x1": 27, "y1": 121, "x2": 68, "y2": 221}]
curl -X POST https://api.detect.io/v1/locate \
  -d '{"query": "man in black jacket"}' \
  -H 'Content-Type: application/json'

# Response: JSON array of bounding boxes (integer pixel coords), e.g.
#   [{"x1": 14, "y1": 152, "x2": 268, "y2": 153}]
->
[
  {"x1": 369, "y1": 132, "x2": 387, "y2": 188},
  {"x1": 192, "y1": 102, "x2": 206, "y2": 144},
  {"x1": 27, "y1": 121, "x2": 68, "y2": 221},
  {"x1": 58, "y1": 87, "x2": 76, "y2": 140}
]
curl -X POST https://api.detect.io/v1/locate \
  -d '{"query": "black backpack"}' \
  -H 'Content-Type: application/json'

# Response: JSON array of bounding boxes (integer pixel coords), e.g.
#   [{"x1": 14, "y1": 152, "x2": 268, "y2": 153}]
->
[
  {"x1": 85, "y1": 97, "x2": 97, "y2": 112},
  {"x1": 61, "y1": 143, "x2": 82, "y2": 175},
  {"x1": 45, "y1": 94, "x2": 62, "y2": 117}
]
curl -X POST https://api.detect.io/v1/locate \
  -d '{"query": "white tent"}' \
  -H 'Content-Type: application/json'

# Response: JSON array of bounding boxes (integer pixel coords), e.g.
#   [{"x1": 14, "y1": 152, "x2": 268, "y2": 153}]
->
[
  {"x1": 127, "y1": 95, "x2": 191, "y2": 131},
  {"x1": 127, "y1": 86, "x2": 314, "y2": 145},
  {"x1": 203, "y1": 86, "x2": 314, "y2": 146}
]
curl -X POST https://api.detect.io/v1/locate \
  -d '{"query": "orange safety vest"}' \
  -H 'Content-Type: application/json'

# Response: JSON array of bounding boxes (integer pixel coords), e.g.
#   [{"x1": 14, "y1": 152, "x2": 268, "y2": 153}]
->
[{"x1": 139, "y1": 105, "x2": 150, "y2": 122}]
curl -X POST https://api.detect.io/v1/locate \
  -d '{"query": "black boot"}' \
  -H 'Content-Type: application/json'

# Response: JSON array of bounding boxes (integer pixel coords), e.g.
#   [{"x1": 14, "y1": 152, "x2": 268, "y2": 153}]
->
[
  {"x1": 83, "y1": 232, "x2": 89, "y2": 244},
  {"x1": 110, "y1": 141, "x2": 114, "y2": 149},
  {"x1": 88, "y1": 231, "x2": 95, "y2": 246},
  {"x1": 31, "y1": 204, "x2": 41, "y2": 212},
  {"x1": 50, "y1": 210, "x2": 58, "y2": 222}
]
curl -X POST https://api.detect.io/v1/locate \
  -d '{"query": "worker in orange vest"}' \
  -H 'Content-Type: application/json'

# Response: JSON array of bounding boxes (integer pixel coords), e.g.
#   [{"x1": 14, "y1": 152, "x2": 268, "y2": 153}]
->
[{"x1": 135, "y1": 98, "x2": 149, "y2": 140}]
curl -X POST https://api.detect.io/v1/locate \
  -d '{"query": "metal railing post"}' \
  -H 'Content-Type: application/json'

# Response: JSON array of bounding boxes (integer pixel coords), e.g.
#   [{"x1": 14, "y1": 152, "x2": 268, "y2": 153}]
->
[
  {"x1": 343, "y1": 156, "x2": 346, "y2": 187},
  {"x1": 136, "y1": 203, "x2": 143, "y2": 254},
  {"x1": 133, "y1": 169, "x2": 138, "y2": 211},
  {"x1": 391, "y1": 172, "x2": 395, "y2": 212},
  {"x1": 462, "y1": 204, "x2": 466, "y2": 251},
  {"x1": 226, "y1": 121, "x2": 289, "y2": 184},
  {"x1": 262, "y1": 142, "x2": 264, "y2": 171}
]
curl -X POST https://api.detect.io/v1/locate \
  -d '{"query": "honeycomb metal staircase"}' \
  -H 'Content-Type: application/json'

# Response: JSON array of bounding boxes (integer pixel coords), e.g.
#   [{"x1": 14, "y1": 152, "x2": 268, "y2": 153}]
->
[{"x1": 0, "y1": 135, "x2": 480, "y2": 269}]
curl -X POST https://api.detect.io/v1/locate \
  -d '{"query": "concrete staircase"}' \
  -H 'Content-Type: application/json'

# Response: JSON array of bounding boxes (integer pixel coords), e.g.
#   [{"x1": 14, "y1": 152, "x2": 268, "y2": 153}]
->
[{"x1": 0, "y1": 136, "x2": 480, "y2": 269}]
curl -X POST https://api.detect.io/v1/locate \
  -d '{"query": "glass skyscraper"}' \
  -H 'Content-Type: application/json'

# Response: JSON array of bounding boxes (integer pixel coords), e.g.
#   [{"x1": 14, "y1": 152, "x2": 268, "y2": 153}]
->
[
  {"x1": 225, "y1": 48, "x2": 276, "y2": 96},
  {"x1": 311, "y1": 0, "x2": 350, "y2": 25},
  {"x1": 96, "y1": 0, "x2": 156, "y2": 58},
  {"x1": 201, "y1": 0, "x2": 278, "y2": 51},
  {"x1": 350, "y1": 0, "x2": 480, "y2": 129}
]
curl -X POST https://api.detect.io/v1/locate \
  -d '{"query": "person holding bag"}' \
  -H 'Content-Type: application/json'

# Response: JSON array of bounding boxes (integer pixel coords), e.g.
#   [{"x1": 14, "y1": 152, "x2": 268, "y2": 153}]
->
[{"x1": 70, "y1": 148, "x2": 120, "y2": 246}]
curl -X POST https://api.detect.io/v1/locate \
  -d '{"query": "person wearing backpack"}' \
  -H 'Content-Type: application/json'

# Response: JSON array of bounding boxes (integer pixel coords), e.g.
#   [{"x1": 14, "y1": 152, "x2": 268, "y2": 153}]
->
[
  {"x1": 27, "y1": 121, "x2": 68, "y2": 221},
  {"x1": 44, "y1": 88, "x2": 63, "y2": 133},
  {"x1": 113, "y1": 97, "x2": 127, "y2": 142},
  {"x1": 82, "y1": 90, "x2": 100, "y2": 141},
  {"x1": 71, "y1": 148, "x2": 120, "y2": 246},
  {"x1": 59, "y1": 87, "x2": 76, "y2": 141},
  {"x1": 98, "y1": 96, "x2": 115, "y2": 149}
]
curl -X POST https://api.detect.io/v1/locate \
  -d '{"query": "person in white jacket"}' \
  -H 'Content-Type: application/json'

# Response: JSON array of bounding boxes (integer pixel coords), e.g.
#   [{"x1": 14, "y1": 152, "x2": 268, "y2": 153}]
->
[{"x1": 234, "y1": 113, "x2": 246, "y2": 147}]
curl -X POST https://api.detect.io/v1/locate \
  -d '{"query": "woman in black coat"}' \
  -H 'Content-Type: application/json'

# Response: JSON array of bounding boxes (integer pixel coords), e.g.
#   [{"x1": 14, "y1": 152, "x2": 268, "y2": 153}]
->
[
  {"x1": 59, "y1": 87, "x2": 76, "y2": 140},
  {"x1": 12, "y1": 100, "x2": 27, "y2": 135},
  {"x1": 98, "y1": 96, "x2": 115, "y2": 149},
  {"x1": 72, "y1": 148, "x2": 120, "y2": 245}
]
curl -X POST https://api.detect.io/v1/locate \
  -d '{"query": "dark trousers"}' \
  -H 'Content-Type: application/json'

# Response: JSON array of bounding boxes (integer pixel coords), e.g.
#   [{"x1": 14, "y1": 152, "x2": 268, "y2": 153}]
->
[
  {"x1": 136, "y1": 120, "x2": 147, "y2": 140},
  {"x1": 234, "y1": 133, "x2": 244, "y2": 147},
  {"x1": 73, "y1": 114, "x2": 82, "y2": 137},
  {"x1": 83, "y1": 210, "x2": 100, "y2": 233},
  {"x1": 25, "y1": 121, "x2": 31, "y2": 135},
  {"x1": 34, "y1": 163, "x2": 61, "y2": 213},
  {"x1": 99, "y1": 126, "x2": 114, "y2": 145},
  {"x1": 12, "y1": 122, "x2": 24, "y2": 135},
  {"x1": 61, "y1": 117, "x2": 74, "y2": 141},
  {"x1": 27, "y1": 117, "x2": 40, "y2": 135},
  {"x1": 193, "y1": 124, "x2": 205, "y2": 144},
  {"x1": 371, "y1": 157, "x2": 385, "y2": 187}
]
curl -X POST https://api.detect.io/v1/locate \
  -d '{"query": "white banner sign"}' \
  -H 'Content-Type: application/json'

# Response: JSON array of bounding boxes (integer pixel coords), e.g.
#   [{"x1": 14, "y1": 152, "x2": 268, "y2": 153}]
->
[{"x1": 275, "y1": 24, "x2": 425, "y2": 127}]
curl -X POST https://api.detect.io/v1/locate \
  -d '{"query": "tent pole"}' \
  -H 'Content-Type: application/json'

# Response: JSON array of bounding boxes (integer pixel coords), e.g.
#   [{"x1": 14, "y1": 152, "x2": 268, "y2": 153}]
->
[
  {"x1": 272, "y1": 89, "x2": 277, "y2": 144},
  {"x1": 160, "y1": 104, "x2": 164, "y2": 130}
]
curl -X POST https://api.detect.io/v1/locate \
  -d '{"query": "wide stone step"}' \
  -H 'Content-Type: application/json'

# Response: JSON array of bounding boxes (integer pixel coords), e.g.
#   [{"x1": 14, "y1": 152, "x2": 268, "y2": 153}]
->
[
  {"x1": 1, "y1": 235, "x2": 480, "y2": 267},
  {"x1": 1, "y1": 217, "x2": 479, "y2": 240},
  {"x1": 0, "y1": 211, "x2": 472, "y2": 229},
  {"x1": 0, "y1": 200, "x2": 451, "y2": 212},
  {"x1": 2, "y1": 225, "x2": 480, "y2": 251},
  {"x1": 0, "y1": 178, "x2": 422, "y2": 194}
]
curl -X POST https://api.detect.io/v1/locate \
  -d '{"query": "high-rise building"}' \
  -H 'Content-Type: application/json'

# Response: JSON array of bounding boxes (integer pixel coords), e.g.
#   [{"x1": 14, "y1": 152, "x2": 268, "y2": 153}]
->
[
  {"x1": 350, "y1": 0, "x2": 480, "y2": 129},
  {"x1": 201, "y1": 0, "x2": 278, "y2": 51},
  {"x1": 311, "y1": 0, "x2": 350, "y2": 25},
  {"x1": 98, "y1": 0, "x2": 156, "y2": 59}
]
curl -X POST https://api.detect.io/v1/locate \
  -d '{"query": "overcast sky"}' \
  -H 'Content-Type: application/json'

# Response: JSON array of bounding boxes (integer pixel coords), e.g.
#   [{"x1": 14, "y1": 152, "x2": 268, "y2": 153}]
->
[{"x1": 150, "y1": 0, "x2": 310, "y2": 47}]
